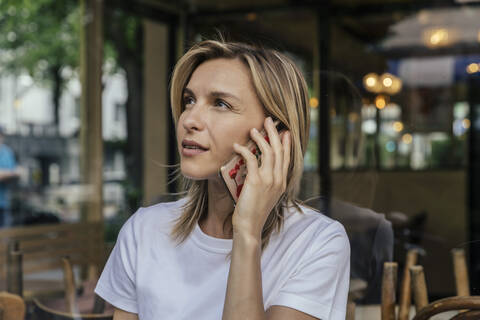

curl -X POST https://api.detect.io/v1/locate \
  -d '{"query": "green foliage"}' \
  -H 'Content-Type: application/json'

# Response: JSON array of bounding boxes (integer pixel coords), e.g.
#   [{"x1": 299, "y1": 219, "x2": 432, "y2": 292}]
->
[
  {"x1": 104, "y1": 7, "x2": 143, "y2": 68},
  {"x1": 0, "y1": 0, "x2": 80, "y2": 84}
]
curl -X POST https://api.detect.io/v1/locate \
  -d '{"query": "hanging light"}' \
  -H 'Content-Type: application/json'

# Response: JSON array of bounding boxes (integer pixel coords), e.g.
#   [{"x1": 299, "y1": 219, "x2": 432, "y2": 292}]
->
[
  {"x1": 381, "y1": 73, "x2": 403, "y2": 95},
  {"x1": 375, "y1": 95, "x2": 388, "y2": 109},
  {"x1": 363, "y1": 73, "x2": 382, "y2": 93},
  {"x1": 246, "y1": 13, "x2": 257, "y2": 21},
  {"x1": 381, "y1": 73, "x2": 394, "y2": 88},
  {"x1": 466, "y1": 63, "x2": 480, "y2": 74},
  {"x1": 364, "y1": 72, "x2": 402, "y2": 95},
  {"x1": 423, "y1": 28, "x2": 450, "y2": 48}
]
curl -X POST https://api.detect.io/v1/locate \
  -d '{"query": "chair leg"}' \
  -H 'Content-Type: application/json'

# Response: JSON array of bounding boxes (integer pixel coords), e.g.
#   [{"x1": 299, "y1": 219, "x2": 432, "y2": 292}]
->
[
  {"x1": 382, "y1": 262, "x2": 398, "y2": 320},
  {"x1": 92, "y1": 293, "x2": 106, "y2": 314},
  {"x1": 62, "y1": 256, "x2": 77, "y2": 314},
  {"x1": 398, "y1": 249, "x2": 418, "y2": 320},
  {"x1": 410, "y1": 265, "x2": 429, "y2": 312},
  {"x1": 452, "y1": 248, "x2": 470, "y2": 296},
  {"x1": 6, "y1": 241, "x2": 23, "y2": 297}
]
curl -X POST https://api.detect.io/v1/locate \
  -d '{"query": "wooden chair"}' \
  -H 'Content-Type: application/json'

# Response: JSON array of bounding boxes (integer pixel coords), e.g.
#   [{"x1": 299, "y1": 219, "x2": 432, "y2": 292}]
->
[
  {"x1": 381, "y1": 262, "x2": 398, "y2": 320},
  {"x1": 381, "y1": 247, "x2": 478, "y2": 320},
  {"x1": 409, "y1": 258, "x2": 480, "y2": 320},
  {"x1": 0, "y1": 292, "x2": 26, "y2": 320},
  {"x1": 380, "y1": 249, "x2": 419, "y2": 320},
  {"x1": 452, "y1": 248, "x2": 470, "y2": 297},
  {"x1": 33, "y1": 257, "x2": 113, "y2": 320},
  {"x1": 411, "y1": 296, "x2": 480, "y2": 320},
  {"x1": 398, "y1": 249, "x2": 419, "y2": 320},
  {"x1": 0, "y1": 222, "x2": 105, "y2": 300},
  {"x1": 33, "y1": 299, "x2": 113, "y2": 320}
]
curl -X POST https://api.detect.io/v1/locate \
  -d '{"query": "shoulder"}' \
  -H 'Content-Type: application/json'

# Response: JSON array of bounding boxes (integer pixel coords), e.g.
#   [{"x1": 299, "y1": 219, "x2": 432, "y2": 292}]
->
[
  {"x1": 120, "y1": 197, "x2": 188, "y2": 238},
  {"x1": 136, "y1": 197, "x2": 187, "y2": 221},
  {"x1": 281, "y1": 203, "x2": 350, "y2": 257},
  {"x1": 285, "y1": 203, "x2": 348, "y2": 238}
]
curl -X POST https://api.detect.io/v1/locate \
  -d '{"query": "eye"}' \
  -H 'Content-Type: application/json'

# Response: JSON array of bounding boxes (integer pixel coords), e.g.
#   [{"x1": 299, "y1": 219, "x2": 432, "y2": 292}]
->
[
  {"x1": 183, "y1": 95, "x2": 195, "y2": 107},
  {"x1": 215, "y1": 99, "x2": 231, "y2": 109}
]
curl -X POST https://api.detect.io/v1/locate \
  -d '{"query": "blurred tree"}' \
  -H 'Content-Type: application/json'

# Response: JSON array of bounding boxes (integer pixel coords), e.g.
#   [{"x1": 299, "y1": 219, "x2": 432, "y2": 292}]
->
[
  {"x1": 0, "y1": 0, "x2": 144, "y2": 207},
  {"x1": 0, "y1": 0, "x2": 80, "y2": 132}
]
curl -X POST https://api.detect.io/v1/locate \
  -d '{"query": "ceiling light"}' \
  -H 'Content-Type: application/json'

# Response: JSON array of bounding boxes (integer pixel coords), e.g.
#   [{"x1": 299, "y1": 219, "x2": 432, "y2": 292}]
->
[
  {"x1": 423, "y1": 28, "x2": 450, "y2": 48},
  {"x1": 467, "y1": 63, "x2": 479, "y2": 74},
  {"x1": 363, "y1": 73, "x2": 382, "y2": 93}
]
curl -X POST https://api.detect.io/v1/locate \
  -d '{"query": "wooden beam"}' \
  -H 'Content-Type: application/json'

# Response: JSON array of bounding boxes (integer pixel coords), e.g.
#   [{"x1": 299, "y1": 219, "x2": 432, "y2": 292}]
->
[
  {"x1": 80, "y1": 0, "x2": 104, "y2": 223},
  {"x1": 80, "y1": 0, "x2": 104, "y2": 282},
  {"x1": 143, "y1": 20, "x2": 169, "y2": 205}
]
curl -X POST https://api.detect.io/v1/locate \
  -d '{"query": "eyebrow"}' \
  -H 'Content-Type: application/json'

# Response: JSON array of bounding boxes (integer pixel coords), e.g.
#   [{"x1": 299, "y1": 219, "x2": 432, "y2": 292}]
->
[{"x1": 183, "y1": 87, "x2": 241, "y2": 102}]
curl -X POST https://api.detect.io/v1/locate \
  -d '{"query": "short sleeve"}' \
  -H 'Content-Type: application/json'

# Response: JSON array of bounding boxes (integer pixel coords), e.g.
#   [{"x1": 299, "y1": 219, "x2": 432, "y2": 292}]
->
[
  {"x1": 270, "y1": 221, "x2": 351, "y2": 320},
  {"x1": 95, "y1": 209, "x2": 140, "y2": 314}
]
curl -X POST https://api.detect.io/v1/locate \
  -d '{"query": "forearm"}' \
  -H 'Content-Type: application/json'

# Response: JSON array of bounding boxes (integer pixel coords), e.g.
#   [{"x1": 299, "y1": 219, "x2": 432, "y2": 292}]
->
[
  {"x1": 113, "y1": 308, "x2": 138, "y2": 320},
  {"x1": 0, "y1": 170, "x2": 18, "y2": 181},
  {"x1": 222, "y1": 232, "x2": 266, "y2": 320}
]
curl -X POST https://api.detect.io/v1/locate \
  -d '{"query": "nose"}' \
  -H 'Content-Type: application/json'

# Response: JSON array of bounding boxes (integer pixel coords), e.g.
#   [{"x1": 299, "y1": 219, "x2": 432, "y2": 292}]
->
[{"x1": 181, "y1": 103, "x2": 206, "y2": 132}]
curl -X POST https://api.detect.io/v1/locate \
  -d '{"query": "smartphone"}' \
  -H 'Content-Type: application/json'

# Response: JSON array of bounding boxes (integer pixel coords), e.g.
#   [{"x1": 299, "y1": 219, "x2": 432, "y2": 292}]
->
[{"x1": 219, "y1": 120, "x2": 286, "y2": 204}]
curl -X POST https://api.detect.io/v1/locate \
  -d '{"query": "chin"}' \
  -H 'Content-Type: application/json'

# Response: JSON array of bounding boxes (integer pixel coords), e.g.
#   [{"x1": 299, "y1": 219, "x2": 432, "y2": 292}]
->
[{"x1": 180, "y1": 163, "x2": 218, "y2": 180}]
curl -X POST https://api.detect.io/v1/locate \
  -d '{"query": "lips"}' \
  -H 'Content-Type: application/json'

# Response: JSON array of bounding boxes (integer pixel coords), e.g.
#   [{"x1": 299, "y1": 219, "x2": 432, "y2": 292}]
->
[{"x1": 182, "y1": 139, "x2": 208, "y2": 150}]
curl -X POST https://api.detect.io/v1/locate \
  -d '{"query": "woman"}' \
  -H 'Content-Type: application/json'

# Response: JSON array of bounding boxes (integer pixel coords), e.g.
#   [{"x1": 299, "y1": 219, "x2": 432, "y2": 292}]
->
[{"x1": 95, "y1": 39, "x2": 350, "y2": 320}]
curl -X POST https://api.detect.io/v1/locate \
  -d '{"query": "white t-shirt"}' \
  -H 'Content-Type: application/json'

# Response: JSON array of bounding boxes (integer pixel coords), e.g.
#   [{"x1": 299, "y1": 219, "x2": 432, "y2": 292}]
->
[{"x1": 95, "y1": 198, "x2": 350, "y2": 320}]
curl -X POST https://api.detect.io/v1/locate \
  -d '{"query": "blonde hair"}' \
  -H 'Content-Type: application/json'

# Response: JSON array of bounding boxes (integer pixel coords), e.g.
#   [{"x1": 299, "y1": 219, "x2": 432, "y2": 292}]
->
[{"x1": 170, "y1": 39, "x2": 310, "y2": 251}]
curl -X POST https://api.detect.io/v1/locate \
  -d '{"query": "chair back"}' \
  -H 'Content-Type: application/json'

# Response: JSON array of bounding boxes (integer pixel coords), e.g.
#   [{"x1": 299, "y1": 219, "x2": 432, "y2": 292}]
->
[
  {"x1": 412, "y1": 296, "x2": 480, "y2": 320},
  {"x1": 33, "y1": 298, "x2": 113, "y2": 320},
  {"x1": 0, "y1": 222, "x2": 104, "y2": 281},
  {"x1": 0, "y1": 292, "x2": 26, "y2": 320}
]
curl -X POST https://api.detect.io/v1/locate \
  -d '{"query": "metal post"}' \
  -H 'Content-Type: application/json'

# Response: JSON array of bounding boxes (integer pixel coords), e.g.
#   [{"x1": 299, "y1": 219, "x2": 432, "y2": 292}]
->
[
  {"x1": 316, "y1": 2, "x2": 332, "y2": 214},
  {"x1": 468, "y1": 77, "x2": 480, "y2": 294}
]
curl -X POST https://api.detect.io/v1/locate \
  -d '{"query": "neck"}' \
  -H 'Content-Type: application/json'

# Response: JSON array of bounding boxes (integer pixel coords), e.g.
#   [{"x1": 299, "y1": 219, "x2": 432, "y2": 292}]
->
[{"x1": 199, "y1": 177, "x2": 235, "y2": 239}]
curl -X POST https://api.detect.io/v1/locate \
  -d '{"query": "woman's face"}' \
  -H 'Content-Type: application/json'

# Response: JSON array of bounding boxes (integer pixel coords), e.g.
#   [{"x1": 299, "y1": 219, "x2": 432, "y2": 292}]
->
[{"x1": 177, "y1": 58, "x2": 266, "y2": 180}]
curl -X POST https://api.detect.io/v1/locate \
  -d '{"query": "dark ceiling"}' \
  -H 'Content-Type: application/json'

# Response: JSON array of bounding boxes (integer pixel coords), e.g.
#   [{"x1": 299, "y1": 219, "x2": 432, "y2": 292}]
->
[{"x1": 116, "y1": 0, "x2": 480, "y2": 76}]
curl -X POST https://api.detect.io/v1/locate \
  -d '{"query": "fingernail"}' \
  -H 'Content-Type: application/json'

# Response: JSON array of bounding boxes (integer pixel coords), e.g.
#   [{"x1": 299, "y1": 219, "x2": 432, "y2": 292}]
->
[
  {"x1": 267, "y1": 117, "x2": 273, "y2": 124},
  {"x1": 252, "y1": 128, "x2": 258, "y2": 134}
]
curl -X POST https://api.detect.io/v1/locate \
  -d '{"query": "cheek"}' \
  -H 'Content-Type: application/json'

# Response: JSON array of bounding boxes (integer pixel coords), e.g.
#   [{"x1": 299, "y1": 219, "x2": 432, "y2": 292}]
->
[
  {"x1": 176, "y1": 117, "x2": 185, "y2": 143},
  {"x1": 215, "y1": 127, "x2": 249, "y2": 158}
]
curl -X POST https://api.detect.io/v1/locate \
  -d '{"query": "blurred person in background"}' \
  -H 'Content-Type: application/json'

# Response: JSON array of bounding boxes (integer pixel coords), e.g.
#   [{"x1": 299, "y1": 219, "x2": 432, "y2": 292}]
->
[{"x1": 0, "y1": 126, "x2": 19, "y2": 227}]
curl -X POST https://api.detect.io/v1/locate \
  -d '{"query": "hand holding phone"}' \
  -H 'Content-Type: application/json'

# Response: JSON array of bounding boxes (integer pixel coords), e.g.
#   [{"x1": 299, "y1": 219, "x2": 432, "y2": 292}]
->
[{"x1": 219, "y1": 120, "x2": 286, "y2": 204}]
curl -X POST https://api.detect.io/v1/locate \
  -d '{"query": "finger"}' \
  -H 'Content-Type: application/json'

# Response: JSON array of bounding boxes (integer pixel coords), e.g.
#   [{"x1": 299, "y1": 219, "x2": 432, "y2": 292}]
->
[
  {"x1": 264, "y1": 117, "x2": 283, "y2": 150},
  {"x1": 233, "y1": 142, "x2": 259, "y2": 179},
  {"x1": 264, "y1": 117, "x2": 284, "y2": 183},
  {"x1": 282, "y1": 131, "x2": 291, "y2": 188},
  {"x1": 250, "y1": 127, "x2": 273, "y2": 171}
]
